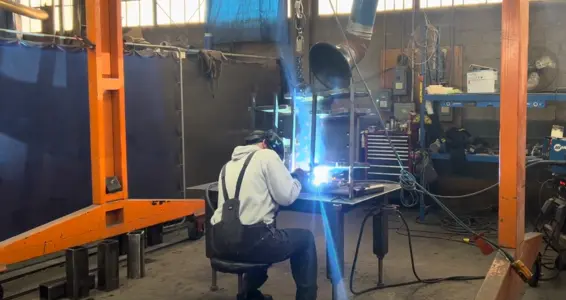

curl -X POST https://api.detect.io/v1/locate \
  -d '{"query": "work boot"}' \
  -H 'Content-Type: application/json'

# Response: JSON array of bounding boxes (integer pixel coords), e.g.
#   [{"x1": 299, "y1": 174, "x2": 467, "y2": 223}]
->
[{"x1": 237, "y1": 290, "x2": 273, "y2": 300}]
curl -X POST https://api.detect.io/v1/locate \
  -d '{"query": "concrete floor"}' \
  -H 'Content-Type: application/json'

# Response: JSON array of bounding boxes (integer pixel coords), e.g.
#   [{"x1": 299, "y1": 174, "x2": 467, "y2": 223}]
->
[{"x1": 5, "y1": 206, "x2": 565, "y2": 300}]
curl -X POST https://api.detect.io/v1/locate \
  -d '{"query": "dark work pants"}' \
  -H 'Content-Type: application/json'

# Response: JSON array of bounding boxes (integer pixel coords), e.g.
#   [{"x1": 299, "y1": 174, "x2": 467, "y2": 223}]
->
[{"x1": 213, "y1": 226, "x2": 318, "y2": 300}]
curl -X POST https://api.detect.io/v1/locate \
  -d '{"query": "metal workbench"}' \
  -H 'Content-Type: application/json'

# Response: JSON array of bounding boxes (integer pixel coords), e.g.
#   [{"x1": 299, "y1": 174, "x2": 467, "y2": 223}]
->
[{"x1": 188, "y1": 182, "x2": 401, "y2": 300}]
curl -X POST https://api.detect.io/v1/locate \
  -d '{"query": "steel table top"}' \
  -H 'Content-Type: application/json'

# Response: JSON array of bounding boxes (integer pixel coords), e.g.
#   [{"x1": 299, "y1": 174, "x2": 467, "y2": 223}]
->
[{"x1": 187, "y1": 182, "x2": 401, "y2": 206}]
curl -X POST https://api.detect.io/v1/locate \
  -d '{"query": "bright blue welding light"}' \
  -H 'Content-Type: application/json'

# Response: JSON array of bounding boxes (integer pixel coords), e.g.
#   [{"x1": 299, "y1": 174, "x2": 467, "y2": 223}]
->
[
  {"x1": 312, "y1": 165, "x2": 350, "y2": 186},
  {"x1": 312, "y1": 165, "x2": 332, "y2": 186},
  {"x1": 319, "y1": 203, "x2": 347, "y2": 298},
  {"x1": 293, "y1": 93, "x2": 326, "y2": 171}
]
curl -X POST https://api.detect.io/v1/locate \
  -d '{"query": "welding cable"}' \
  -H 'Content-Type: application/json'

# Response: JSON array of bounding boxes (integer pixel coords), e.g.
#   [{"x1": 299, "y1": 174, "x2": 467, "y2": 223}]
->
[
  {"x1": 538, "y1": 243, "x2": 562, "y2": 281},
  {"x1": 349, "y1": 208, "x2": 484, "y2": 296},
  {"x1": 538, "y1": 178, "x2": 554, "y2": 208},
  {"x1": 418, "y1": 158, "x2": 550, "y2": 200},
  {"x1": 411, "y1": 182, "x2": 517, "y2": 262},
  {"x1": 399, "y1": 189, "x2": 419, "y2": 208},
  {"x1": 395, "y1": 217, "x2": 496, "y2": 245},
  {"x1": 205, "y1": 182, "x2": 218, "y2": 211},
  {"x1": 405, "y1": 161, "x2": 566, "y2": 261}
]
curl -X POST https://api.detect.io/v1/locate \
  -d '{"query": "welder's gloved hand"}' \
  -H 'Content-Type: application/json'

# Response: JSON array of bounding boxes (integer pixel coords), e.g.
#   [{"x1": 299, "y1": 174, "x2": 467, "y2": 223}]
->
[{"x1": 291, "y1": 168, "x2": 307, "y2": 183}]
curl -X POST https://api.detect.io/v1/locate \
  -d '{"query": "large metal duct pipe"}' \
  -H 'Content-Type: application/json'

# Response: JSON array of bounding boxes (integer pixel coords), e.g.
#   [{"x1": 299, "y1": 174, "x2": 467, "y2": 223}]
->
[
  {"x1": 0, "y1": 0, "x2": 49, "y2": 20},
  {"x1": 309, "y1": 0, "x2": 379, "y2": 89}
]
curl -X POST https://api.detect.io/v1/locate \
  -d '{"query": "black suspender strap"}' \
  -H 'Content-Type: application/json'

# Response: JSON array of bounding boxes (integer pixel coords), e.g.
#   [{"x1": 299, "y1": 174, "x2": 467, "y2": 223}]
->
[
  {"x1": 220, "y1": 151, "x2": 257, "y2": 200},
  {"x1": 220, "y1": 165, "x2": 229, "y2": 201},
  {"x1": 234, "y1": 151, "x2": 257, "y2": 199}
]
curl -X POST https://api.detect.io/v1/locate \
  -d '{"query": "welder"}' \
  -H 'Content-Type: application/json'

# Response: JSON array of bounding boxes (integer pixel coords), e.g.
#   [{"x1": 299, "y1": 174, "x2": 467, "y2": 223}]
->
[{"x1": 210, "y1": 130, "x2": 318, "y2": 300}]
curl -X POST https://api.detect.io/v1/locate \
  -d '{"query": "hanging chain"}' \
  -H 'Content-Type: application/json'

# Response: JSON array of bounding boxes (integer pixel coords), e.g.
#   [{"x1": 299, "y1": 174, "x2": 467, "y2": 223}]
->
[{"x1": 294, "y1": 0, "x2": 305, "y2": 87}]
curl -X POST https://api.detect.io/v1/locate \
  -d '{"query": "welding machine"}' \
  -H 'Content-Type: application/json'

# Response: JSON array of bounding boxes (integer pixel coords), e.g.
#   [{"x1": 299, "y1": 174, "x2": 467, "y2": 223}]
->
[
  {"x1": 538, "y1": 183, "x2": 566, "y2": 270},
  {"x1": 538, "y1": 137, "x2": 566, "y2": 269},
  {"x1": 542, "y1": 137, "x2": 566, "y2": 174}
]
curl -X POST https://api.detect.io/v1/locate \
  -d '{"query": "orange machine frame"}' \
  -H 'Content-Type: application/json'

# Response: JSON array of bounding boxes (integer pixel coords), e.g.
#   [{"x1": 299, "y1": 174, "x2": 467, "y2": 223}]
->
[{"x1": 0, "y1": 0, "x2": 204, "y2": 270}]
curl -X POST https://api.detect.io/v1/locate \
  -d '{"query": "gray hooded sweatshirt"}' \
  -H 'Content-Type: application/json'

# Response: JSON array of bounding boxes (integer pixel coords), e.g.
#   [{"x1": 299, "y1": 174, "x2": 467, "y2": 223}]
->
[{"x1": 210, "y1": 145, "x2": 302, "y2": 225}]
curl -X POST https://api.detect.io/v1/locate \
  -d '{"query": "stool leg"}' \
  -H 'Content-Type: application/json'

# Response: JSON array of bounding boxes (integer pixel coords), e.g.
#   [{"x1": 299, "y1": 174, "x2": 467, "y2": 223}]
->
[
  {"x1": 210, "y1": 268, "x2": 218, "y2": 291},
  {"x1": 237, "y1": 274, "x2": 245, "y2": 295}
]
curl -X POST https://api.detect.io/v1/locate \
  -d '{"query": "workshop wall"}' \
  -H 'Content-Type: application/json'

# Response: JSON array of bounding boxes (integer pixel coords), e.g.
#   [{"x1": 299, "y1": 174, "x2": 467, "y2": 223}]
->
[
  {"x1": 180, "y1": 56, "x2": 282, "y2": 186},
  {"x1": 308, "y1": 3, "x2": 565, "y2": 211},
  {"x1": 130, "y1": 3, "x2": 565, "y2": 207},
  {"x1": 312, "y1": 3, "x2": 566, "y2": 140},
  {"x1": 0, "y1": 46, "x2": 182, "y2": 240},
  {"x1": 139, "y1": 25, "x2": 287, "y2": 185},
  {"x1": 131, "y1": 2, "x2": 566, "y2": 143},
  {"x1": 0, "y1": 43, "x2": 280, "y2": 241},
  {"x1": 142, "y1": 3, "x2": 566, "y2": 165}
]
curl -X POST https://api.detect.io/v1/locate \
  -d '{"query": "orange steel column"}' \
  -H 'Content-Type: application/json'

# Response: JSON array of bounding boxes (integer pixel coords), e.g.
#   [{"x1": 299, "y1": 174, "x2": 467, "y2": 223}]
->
[
  {"x1": 85, "y1": 0, "x2": 128, "y2": 204},
  {"x1": 0, "y1": 0, "x2": 204, "y2": 268},
  {"x1": 498, "y1": 0, "x2": 529, "y2": 249}
]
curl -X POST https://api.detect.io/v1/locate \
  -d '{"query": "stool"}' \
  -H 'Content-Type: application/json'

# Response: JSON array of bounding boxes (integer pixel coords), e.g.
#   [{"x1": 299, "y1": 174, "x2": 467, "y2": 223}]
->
[{"x1": 210, "y1": 258, "x2": 270, "y2": 297}]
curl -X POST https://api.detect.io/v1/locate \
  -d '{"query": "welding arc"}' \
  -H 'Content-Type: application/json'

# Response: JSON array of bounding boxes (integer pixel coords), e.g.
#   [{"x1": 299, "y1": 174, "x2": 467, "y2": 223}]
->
[{"x1": 349, "y1": 209, "x2": 484, "y2": 296}]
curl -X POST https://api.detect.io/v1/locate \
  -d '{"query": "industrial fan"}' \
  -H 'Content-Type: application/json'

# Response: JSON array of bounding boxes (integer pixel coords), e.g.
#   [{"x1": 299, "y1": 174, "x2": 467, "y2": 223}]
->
[{"x1": 528, "y1": 46, "x2": 559, "y2": 92}]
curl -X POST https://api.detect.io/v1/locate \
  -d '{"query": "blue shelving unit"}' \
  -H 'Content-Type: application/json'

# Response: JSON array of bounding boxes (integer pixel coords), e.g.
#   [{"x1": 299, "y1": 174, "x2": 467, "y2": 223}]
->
[
  {"x1": 431, "y1": 153, "x2": 499, "y2": 163},
  {"x1": 424, "y1": 93, "x2": 566, "y2": 108},
  {"x1": 431, "y1": 153, "x2": 542, "y2": 164},
  {"x1": 424, "y1": 93, "x2": 566, "y2": 163}
]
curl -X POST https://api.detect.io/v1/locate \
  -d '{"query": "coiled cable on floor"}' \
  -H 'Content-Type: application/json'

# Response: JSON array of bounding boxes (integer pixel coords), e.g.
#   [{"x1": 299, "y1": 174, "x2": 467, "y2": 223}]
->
[{"x1": 349, "y1": 209, "x2": 485, "y2": 296}]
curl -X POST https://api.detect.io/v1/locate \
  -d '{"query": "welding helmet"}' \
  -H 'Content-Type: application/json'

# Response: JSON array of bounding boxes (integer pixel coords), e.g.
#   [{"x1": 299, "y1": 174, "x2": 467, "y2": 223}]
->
[{"x1": 245, "y1": 130, "x2": 285, "y2": 161}]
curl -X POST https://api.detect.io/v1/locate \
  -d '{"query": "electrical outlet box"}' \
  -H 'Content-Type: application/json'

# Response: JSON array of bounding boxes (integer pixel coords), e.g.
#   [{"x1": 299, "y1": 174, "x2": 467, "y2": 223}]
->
[
  {"x1": 393, "y1": 102, "x2": 415, "y2": 121},
  {"x1": 376, "y1": 89, "x2": 392, "y2": 110},
  {"x1": 439, "y1": 106, "x2": 453, "y2": 122},
  {"x1": 393, "y1": 66, "x2": 410, "y2": 96}
]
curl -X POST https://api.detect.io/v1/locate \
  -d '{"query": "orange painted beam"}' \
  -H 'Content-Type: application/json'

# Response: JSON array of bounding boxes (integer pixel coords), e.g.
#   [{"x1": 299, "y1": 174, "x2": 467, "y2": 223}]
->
[
  {"x1": 498, "y1": 0, "x2": 529, "y2": 248},
  {"x1": 0, "y1": 200, "x2": 204, "y2": 268},
  {"x1": 0, "y1": 0, "x2": 205, "y2": 270},
  {"x1": 86, "y1": 0, "x2": 128, "y2": 205}
]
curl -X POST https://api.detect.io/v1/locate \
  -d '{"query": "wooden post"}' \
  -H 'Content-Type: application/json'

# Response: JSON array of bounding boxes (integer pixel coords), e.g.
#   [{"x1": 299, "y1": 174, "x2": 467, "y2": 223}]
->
[
  {"x1": 498, "y1": 0, "x2": 529, "y2": 249},
  {"x1": 476, "y1": 1, "x2": 541, "y2": 299}
]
